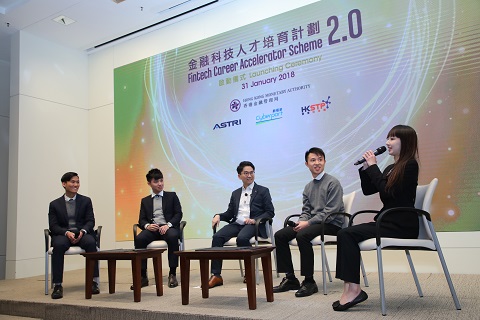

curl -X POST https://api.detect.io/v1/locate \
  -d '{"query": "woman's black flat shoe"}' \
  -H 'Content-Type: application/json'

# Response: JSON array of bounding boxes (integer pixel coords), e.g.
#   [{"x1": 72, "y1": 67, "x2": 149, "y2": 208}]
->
[{"x1": 332, "y1": 290, "x2": 368, "y2": 311}]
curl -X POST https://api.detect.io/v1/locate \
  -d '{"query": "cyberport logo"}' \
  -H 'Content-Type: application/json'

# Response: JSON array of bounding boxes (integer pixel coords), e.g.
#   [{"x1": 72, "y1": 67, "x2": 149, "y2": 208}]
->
[
  {"x1": 301, "y1": 96, "x2": 331, "y2": 115},
  {"x1": 213, "y1": 119, "x2": 242, "y2": 130},
  {"x1": 256, "y1": 108, "x2": 283, "y2": 125}
]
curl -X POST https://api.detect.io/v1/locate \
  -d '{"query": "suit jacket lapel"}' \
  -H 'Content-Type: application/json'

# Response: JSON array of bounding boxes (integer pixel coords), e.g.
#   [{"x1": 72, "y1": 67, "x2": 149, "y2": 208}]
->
[
  {"x1": 161, "y1": 193, "x2": 166, "y2": 213},
  {"x1": 250, "y1": 184, "x2": 258, "y2": 205},
  {"x1": 59, "y1": 197, "x2": 69, "y2": 225},
  {"x1": 233, "y1": 188, "x2": 242, "y2": 218},
  {"x1": 146, "y1": 196, "x2": 154, "y2": 220},
  {"x1": 74, "y1": 195, "x2": 80, "y2": 220}
]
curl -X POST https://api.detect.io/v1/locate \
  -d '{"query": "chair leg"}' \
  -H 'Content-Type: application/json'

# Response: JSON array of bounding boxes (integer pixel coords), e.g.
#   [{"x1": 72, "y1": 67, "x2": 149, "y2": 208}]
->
[
  {"x1": 239, "y1": 260, "x2": 244, "y2": 277},
  {"x1": 376, "y1": 247, "x2": 387, "y2": 316},
  {"x1": 325, "y1": 253, "x2": 332, "y2": 282},
  {"x1": 360, "y1": 255, "x2": 369, "y2": 287},
  {"x1": 405, "y1": 250, "x2": 423, "y2": 297},
  {"x1": 45, "y1": 252, "x2": 49, "y2": 295},
  {"x1": 268, "y1": 225, "x2": 279, "y2": 278},
  {"x1": 320, "y1": 242, "x2": 328, "y2": 295},
  {"x1": 255, "y1": 258, "x2": 259, "y2": 285},
  {"x1": 273, "y1": 247, "x2": 279, "y2": 278},
  {"x1": 429, "y1": 224, "x2": 461, "y2": 310}
]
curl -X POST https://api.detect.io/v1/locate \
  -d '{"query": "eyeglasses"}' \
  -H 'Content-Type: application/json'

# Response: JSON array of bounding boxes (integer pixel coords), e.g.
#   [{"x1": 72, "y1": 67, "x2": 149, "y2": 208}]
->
[{"x1": 242, "y1": 171, "x2": 255, "y2": 176}]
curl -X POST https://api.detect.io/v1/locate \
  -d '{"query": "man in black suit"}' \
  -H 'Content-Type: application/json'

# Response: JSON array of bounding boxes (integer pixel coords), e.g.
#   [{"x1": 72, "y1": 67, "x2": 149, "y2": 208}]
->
[
  {"x1": 208, "y1": 161, "x2": 275, "y2": 288},
  {"x1": 133, "y1": 168, "x2": 183, "y2": 289},
  {"x1": 48, "y1": 172, "x2": 100, "y2": 299}
]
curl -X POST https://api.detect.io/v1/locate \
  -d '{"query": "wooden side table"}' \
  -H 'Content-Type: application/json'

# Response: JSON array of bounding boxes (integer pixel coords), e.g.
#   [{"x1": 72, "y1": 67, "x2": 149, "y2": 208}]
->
[
  {"x1": 175, "y1": 246, "x2": 275, "y2": 310},
  {"x1": 81, "y1": 248, "x2": 166, "y2": 302}
]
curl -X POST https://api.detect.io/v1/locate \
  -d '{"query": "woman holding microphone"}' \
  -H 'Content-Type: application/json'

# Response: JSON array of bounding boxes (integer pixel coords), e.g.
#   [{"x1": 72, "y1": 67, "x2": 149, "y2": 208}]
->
[{"x1": 333, "y1": 124, "x2": 420, "y2": 311}]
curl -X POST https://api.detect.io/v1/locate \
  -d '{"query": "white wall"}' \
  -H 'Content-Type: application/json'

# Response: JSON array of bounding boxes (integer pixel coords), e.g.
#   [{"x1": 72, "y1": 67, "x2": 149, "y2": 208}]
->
[
  {"x1": 6, "y1": 31, "x2": 89, "y2": 278},
  {"x1": 0, "y1": 48, "x2": 10, "y2": 279},
  {"x1": 6, "y1": 0, "x2": 480, "y2": 279}
]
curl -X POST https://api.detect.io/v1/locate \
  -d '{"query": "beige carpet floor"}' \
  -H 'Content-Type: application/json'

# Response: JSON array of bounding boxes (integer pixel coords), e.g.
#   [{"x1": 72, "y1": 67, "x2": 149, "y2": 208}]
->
[{"x1": 0, "y1": 266, "x2": 476, "y2": 320}]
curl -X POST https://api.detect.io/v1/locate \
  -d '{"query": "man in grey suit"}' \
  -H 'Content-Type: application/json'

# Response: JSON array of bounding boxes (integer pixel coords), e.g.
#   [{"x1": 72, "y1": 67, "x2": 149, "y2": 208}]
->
[
  {"x1": 48, "y1": 172, "x2": 99, "y2": 299},
  {"x1": 208, "y1": 161, "x2": 275, "y2": 288}
]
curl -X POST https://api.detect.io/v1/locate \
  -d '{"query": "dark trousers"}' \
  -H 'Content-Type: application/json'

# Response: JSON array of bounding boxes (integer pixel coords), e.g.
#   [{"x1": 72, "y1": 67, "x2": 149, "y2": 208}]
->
[
  {"x1": 51, "y1": 233, "x2": 99, "y2": 284},
  {"x1": 210, "y1": 223, "x2": 256, "y2": 275},
  {"x1": 275, "y1": 223, "x2": 341, "y2": 278},
  {"x1": 335, "y1": 221, "x2": 418, "y2": 284},
  {"x1": 134, "y1": 228, "x2": 180, "y2": 277}
]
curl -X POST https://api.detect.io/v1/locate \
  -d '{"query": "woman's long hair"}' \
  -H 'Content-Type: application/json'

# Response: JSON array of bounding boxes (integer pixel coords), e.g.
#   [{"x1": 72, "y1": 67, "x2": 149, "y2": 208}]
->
[{"x1": 385, "y1": 125, "x2": 419, "y2": 192}]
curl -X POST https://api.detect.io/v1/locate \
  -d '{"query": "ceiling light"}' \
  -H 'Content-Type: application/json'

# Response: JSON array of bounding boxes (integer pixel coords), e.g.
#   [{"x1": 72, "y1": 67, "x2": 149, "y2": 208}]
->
[{"x1": 52, "y1": 15, "x2": 76, "y2": 26}]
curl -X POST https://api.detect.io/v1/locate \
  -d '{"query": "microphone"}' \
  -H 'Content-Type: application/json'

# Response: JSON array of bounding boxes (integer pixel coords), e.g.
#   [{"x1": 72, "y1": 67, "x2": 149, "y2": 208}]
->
[{"x1": 354, "y1": 146, "x2": 387, "y2": 165}]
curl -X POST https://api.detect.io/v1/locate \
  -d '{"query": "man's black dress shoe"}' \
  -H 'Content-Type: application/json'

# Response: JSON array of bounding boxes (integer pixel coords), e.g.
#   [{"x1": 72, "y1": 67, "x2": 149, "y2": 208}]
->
[
  {"x1": 130, "y1": 277, "x2": 149, "y2": 290},
  {"x1": 92, "y1": 282, "x2": 100, "y2": 294},
  {"x1": 273, "y1": 277, "x2": 301, "y2": 293},
  {"x1": 168, "y1": 274, "x2": 178, "y2": 288},
  {"x1": 51, "y1": 285, "x2": 63, "y2": 299},
  {"x1": 332, "y1": 290, "x2": 369, "y2": 311},
  {"x1": 295, "y1": 280, "x2": 318, "y2": 297}
]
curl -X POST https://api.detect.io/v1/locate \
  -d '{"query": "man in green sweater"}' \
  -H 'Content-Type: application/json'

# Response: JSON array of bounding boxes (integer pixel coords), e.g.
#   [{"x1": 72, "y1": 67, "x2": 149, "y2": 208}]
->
[{"x1": 273, "y1": 147, "x2": 345, "y2": 297}]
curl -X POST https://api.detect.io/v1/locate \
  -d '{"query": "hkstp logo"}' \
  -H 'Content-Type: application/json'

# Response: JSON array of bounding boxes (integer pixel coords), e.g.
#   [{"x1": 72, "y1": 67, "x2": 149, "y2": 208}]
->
[
  {"x1": 301, "y1": 96, "x2": 331, "y2": 115},
  {"x1": 213, "y1": 119, "x2": 242, "y2": 130}
]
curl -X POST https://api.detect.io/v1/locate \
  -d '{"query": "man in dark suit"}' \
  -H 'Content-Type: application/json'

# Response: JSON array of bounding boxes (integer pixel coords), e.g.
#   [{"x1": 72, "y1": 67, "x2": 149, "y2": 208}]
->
[
  {"x1": 208, "y1": 161, "x2": 275, "y2": 288},
  {"x1": 133, "y1": 168, "x2": 183, "y2": 289},
  {"x1": 48, "y1": 172, "x2": 100, "y2": 299}
]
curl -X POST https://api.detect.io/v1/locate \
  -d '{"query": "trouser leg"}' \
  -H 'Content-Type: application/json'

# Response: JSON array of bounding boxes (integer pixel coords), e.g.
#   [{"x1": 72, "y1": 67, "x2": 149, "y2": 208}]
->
[
  {"x1": 51, "y1": 235, "x2": 70, "y2": 284},
  {"x1": 274, "y1": 227, "x2": 297, "y2": 274},
  {"x1": 135, "y1": 230, "x2": 161, "y2": 277},
  {"x1": 210, "y1": 224, "x2": 242, "y2": 275},
  {"x1": 163, "y1": 228, "x2": 180, "y2": 269},
  {"x1": 296, "y1": 223, "x2": 340, "y2": 277},
  {"x1": 335, "y1": 223, "x2": 376, "y2": 284},
  {"x1": 79, "y1": 233, "x2": 99, "y2": 278}
]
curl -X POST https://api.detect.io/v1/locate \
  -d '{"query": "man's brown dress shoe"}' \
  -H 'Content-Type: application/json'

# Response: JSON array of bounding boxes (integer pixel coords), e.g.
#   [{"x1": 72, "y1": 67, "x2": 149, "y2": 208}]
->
[{"x1": 208, "y1": 275, "x2": 223, "y2": 288}]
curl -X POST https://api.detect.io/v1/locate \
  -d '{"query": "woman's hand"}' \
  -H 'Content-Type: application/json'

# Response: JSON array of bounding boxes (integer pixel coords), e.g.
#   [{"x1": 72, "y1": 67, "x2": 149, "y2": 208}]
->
[{"x1": 362, "y1": 150, "x2": 377, "y2": 167}]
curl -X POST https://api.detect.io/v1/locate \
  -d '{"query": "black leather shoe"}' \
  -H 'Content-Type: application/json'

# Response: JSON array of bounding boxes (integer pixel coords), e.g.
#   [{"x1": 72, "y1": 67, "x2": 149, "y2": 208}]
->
[
  {"x1": 295, "y1": 280, "x2": 318, "y2": 297},
  {"x1": 332, "y1": 290, "x2": 368, "y2": 311},
  {"x1": 130, "y1": 277, "x2": 149, "y2": 290},
  {"x1": 168, "y1": 274, "x2": 178, "y2": 288},
  {"x1": 51, "y1": 285, "x2": 63, "y2": 299},
  {"x1": 273, "y1": 277, "x2": 301, "y2": 293},
  {"x1": 92, "y1": 282, "x2": 100, "y2": 294}
]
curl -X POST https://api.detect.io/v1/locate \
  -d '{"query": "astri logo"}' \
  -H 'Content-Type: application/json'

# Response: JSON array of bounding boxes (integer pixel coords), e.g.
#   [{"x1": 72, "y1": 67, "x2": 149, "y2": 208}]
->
[
  {"x1": 230, "y1": 99, "x2": 241, "y2": 112},
  {"x1": 213, "y1": 119, "x2": 242, "y2": 130},
  {"x1": 256, "y1": 108, "x2": 283, "y2": 125},
  {"x1": 301, "y1": 96, "x2": 332, "y2": 115}
]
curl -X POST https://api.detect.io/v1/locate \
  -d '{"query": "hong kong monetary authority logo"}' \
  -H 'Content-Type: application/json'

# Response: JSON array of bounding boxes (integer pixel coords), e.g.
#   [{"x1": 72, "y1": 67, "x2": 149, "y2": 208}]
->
[{"x1": 230, "y1": 99, "x2": 241, "y2": 112}]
